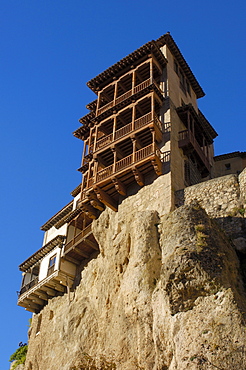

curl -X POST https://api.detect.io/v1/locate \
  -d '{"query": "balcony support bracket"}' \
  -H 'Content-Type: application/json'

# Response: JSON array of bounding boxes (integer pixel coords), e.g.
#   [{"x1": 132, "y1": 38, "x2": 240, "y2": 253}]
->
[
  {"x1": 151, "y1": 156, "x2": 162, "y2": 176},
  {"x1": 93, "y1": 185, "x2": 118, "y2": 212},
  {"x1": 81, "y1": 202, "x2": 99, "y2": 219},
  {"x1": 132, "y1": 166, "x2": 144, "y2": 187},
  {"x1": 112, "y1": 176, "x2": 127, "y2": 196},
  {"x1": 86, "y1": 191, "x2": 105, "y2": 211}
]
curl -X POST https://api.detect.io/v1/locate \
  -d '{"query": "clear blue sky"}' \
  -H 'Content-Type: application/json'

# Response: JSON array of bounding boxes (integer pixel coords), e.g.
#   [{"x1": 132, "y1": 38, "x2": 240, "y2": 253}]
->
[{"x1": 1, "y1": 0, "x2": 245, "y2": 367}]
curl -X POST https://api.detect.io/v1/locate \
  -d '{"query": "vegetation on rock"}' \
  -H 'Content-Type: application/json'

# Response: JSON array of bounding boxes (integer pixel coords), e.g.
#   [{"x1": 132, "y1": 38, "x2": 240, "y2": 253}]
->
[{"x1": 9, "y1": 345, "x2": 28, "y2": 369}]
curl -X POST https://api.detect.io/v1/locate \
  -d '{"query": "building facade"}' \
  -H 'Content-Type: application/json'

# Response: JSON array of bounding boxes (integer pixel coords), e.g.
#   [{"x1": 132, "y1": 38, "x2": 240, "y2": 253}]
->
[{"x1": 18, "y1": 33, "x2": 244, "y2": 313}]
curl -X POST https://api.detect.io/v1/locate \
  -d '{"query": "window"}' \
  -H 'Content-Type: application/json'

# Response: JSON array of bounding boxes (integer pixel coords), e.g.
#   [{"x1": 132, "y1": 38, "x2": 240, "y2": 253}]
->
[
  {"x1": 225, "y1": 163, "x2": 231, "y2": 170},
  {"x1": 179, "y1": 70, "x2": 186, "y2": 94},
  {"x1": 47, "y1": 254, "x2": 56, "y2": 276},
  {"x1": 174, "y1": 60, "x2": 179, "y2": 74},
  {"x1": 174, "y1": 59, "x2": 191, "y2": 96},
  {"x1": 186, "y1": 79, "x2": 191, "y2": 95}
]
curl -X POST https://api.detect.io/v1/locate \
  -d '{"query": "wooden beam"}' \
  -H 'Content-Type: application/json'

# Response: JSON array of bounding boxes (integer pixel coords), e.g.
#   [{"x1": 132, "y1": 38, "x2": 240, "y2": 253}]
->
[
  {"x1": 43, "y1": 287, "x2": 56, "y2": 297},
  {"x1": 74, "y1": 247, "x2": 89, "y2": 259},
  {"x1": 84, "y1": 238, "x2": 99, "y2": 250},
  {"x1": 81, "y1": 203, "x2": 98, "y2": 219},
  {"x1": 112, "y1": 176, "x2": 127, "y2": 196},
  {"x1": 101, "y1": 90, "x2": 112, "y2": 103},
  {"x1": 97, "y1": 155, "x2": 110, "y2": 168},
  {"x1": 118, "y1": 80, "x2": 128, "y2": 93},
  {"x1": 93, "y1": 186, "x2": 118, "y2": 211},
  {"x1": 135, "y1": 70, "x2": 144, "y2": 83},
  {"x1": 25, "y1": 307, "x2": 38, "y2": 313},
  {"x1": 63, "y1": 255, "x2": 80, "y2": 265},
  {"x1": 113, "y1": 145, "x2": 126, "y2": 160},
  {"x1": 90, "y1": 199, "x2": 105, "y2": 211},
  {"x1": 19, "y1": 300, "x2": 41, "y2": 310},
  {"x1": 29, "y1": 295, "x2": 45, "y2": 306},
  {"x1": 86, "y1": 191, "x2": 105, "y2": 211},
  {"x1": 49, "y1": 282, "x2": 66, "y2": 293},
  {"x1": 36, "y1": 291, "x2": 49, "y2": 301},
  {"x1": 149, "y1": 53, "x2": 163, "y2": 75},
  {"x1": 135, "y1": 104, "x2": 145, "y2": 117},
  {"x1": 132, "y1": 166, "x2": 144, "y2": 186}
]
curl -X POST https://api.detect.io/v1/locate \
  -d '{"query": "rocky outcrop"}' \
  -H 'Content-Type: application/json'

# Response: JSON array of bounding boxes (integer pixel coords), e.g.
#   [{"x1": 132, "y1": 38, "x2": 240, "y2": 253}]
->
[{"x1": 24, "y1": 198, "x2": 246, "y2": 370}]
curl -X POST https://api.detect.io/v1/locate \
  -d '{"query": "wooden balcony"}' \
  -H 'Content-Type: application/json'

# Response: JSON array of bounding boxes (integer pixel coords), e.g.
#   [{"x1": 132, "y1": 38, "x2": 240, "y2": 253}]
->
[
  {"x1": 178, "y1": 130, "x2": 210, "y2": 172},
  {"x1": 95, "y1": 143, "x2": 161, "y2": 183},
  {"x1": 95, "y1": 113, "x2": 162, "y2": 152},
  {"x1": 18, "y1": 270, "x2": 67, "y2": 313},
  {"x1": 63, "y1": 223, "x2": 99, "y2": 263},
  {"x1": 80, "y1": 146, "x2": 170, "y2": 213},
  {"x1": 19, "y1": 277, "x2": 39, "y2": 296},
  {"x1": 97, "y1": 78, "x2": 163, "y2": 117}
]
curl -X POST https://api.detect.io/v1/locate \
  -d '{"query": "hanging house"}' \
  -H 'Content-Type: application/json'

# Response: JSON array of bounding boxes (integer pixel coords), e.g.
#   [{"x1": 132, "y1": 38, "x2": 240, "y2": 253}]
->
[
  {"x1": 74, "y1": 32, "x2": 217, "y2": 215},
  {"x1": 18, "y1": 33, "x2": 220, "y2": 313}
]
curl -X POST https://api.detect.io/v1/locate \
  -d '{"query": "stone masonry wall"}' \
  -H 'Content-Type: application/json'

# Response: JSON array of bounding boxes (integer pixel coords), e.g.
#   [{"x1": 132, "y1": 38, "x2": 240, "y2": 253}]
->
[
  {"x1": 239, "y1": 168, "x2": 246, "y2": 205},
  {"x1": 176, "y1": 168, "x2": 246, "y2": 252}
]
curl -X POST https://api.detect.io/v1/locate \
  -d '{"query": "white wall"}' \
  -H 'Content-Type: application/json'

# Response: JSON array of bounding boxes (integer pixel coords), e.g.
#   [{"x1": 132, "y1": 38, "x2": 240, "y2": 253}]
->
[
  {"x1": 38, "y1": 246, "x2": 61, "y2": 281},
  {"x1": 73, "y1": 193, "x2": 80, "y2": 210},
  {"x1": 42, "y1": 223, "x2": 68, "y2": 246}
]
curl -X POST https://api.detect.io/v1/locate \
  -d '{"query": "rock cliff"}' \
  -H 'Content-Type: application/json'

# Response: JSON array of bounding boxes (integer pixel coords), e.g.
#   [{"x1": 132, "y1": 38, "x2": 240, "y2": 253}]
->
[{"x1": 23, "y1": 172, "x2": 246, "y2": 370}]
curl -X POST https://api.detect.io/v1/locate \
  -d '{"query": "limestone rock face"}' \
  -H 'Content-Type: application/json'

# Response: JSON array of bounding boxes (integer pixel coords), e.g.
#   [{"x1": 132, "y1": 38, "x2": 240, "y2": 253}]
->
[{"x1": 24, "y1": 202, "x2": 246, "y2": 370}]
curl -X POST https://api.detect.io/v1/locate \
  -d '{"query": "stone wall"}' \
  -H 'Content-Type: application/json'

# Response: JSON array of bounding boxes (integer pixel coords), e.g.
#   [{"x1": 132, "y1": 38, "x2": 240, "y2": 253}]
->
[
  {"x1": 119, "y1": 172, "x2": 172, "y2": 217},
  {"x1": 239, "y1": 168, "x2": 246, "y2": 205},
  {"x1": 176, "y1": 168, "x2": 246, "y2": 252}
]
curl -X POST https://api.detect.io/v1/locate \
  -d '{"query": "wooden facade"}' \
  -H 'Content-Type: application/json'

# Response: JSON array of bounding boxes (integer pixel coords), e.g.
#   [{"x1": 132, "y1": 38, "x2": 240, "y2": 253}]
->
[{"x1": 74, "y1": 33, "x2": 217, "y2": 214}]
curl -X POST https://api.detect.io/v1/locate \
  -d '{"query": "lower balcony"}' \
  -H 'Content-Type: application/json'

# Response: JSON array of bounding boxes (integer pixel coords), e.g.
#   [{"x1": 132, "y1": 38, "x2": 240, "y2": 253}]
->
[
  {"x1": 96, "y1": 143, "x2": 162, "y2": 184},
  {"x1": 179, "y1": 130, "x2": 210, "y2": 174},
  {"x1": 18, "y1": 270, "x2": 69, "y2": 313}
]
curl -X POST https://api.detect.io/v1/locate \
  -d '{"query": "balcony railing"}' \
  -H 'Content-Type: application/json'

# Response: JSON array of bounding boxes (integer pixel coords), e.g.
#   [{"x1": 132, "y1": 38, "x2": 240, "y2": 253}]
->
[
  {"x1": 96, "y1": 143, "x2": 162, "y2": 183},
  {"x1": 95, "y1": 113, "x2": 162, "y2": 151},
  {"x1": 64, "y1": 223, "x2": 92, "y2": 254},
  {"x1": 97, "y1": 78, "x2": 162, "y2": 116},
  {"x1": 179, "y1": 130, "x2": 210, "y2": 171},
  {"x1": 19, "y1": 276, "x2": 39, "y2": 296}
]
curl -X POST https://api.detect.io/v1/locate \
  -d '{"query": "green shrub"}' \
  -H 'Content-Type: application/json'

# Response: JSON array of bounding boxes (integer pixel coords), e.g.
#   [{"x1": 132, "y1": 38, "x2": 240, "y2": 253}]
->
[{"x1": 9, "y1": 345, "x2": 28, "y2": 369}]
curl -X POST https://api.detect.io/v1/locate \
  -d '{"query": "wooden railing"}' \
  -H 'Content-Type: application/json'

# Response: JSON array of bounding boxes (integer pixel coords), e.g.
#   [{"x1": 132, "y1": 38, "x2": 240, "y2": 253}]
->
[
  {"x1": 96, "y1": 143, "x2": 162, "y2": 184},
  {"x1": 97, "y1": 164, "x2": 114, "y2": 182},
  {"x1": 115, "y1": 154, "x2": 133, "y2": 172},
  {"x1": 96, "y1": 133, "x2": 113, "y2": 150},
  {"x1": 134, "y1": 112, "x2": 152, "y2": 130},
  {"x1": 97, "y1": 101, "x2": 114, "y2": 116},
  {"x1": 179, "y1": 130, "x2": 210, "y2": 170},
  {"x1": 133, "y1": 78, "x2": 151, "y2": 94},
  {"x1": 97, "y1": 78, "x2": 161, "y2": 117},
  {"x1": 95, "y1": 112, "x2": 162, "y2": 151},
  {"x1": 115, "y1": 90, "x2": 132, "y2": 105},
  {"x1": 114, "y1": 122, "x2": 132, "y2": 140},
  {"x1": 19, "y1": 276, "x2": 39, "y2": 296},
  {"x1": 64, "y1": 224, "x2": 92, "y2": 254},
  {"x1": 163, "y1": 150, "x2": 171, "y2": 162}
]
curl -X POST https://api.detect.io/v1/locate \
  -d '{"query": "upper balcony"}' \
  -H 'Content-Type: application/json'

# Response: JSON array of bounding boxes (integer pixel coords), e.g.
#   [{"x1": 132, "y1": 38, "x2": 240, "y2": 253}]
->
[{"x1": 97, "y1": 77, "x2": 163, "y2": 117}]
